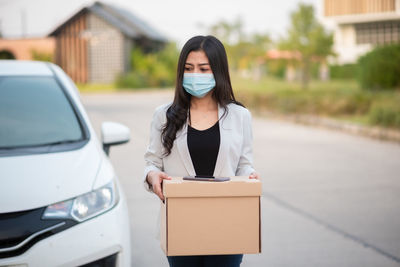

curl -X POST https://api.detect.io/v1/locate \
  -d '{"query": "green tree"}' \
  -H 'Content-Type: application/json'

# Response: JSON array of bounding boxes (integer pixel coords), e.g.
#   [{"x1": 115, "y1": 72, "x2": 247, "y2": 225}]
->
[
  {"x1": 280, "y1": 3, "x2": 333, "y2": 88},
  {"x1": 206, "y1": 18, "x2": 271, "y2": 74},
  {"x1": 208, "y1": 17, "x2": 245, "y2": 45}
]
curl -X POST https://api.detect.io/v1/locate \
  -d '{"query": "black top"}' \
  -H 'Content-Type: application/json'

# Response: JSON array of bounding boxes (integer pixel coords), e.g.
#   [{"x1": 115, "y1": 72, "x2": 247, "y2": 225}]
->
[{"x1": 187, "y1": 120, "x2": 220, "y2": 177}]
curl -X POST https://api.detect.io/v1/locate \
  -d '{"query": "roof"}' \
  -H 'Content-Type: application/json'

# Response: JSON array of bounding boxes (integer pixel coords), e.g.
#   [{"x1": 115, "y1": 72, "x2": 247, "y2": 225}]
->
[
  {"x1": 48, "y1": 1, "x2": 167, "y2": 42},
  {"x1": 265, "y1": 49, "x2": 302, "y2": 60},
  {"x1": 0, "y1": 60, "x2": 54, "y2": 76}
]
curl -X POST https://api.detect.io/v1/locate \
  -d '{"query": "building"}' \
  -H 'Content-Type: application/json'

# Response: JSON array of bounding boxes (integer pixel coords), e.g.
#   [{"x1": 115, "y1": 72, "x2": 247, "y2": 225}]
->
[
  {"x1": 48, "y1": 1, "x2": 167, "y2": 83},
  {"x1": 324, "y1": 0, "x2": 400, "y2": 64}
]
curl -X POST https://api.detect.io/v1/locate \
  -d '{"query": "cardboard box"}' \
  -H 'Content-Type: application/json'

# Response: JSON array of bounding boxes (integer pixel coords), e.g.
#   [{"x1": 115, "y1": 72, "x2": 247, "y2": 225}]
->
[{"x1": 161, "y1": 176, "x2": 262, "y2": 256}]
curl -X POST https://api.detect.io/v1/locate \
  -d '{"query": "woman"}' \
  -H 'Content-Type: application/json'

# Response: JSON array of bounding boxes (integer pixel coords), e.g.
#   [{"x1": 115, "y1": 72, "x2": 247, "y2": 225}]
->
[{"x1": 144, "y1": 35, "x2": 259, "y2": 267}]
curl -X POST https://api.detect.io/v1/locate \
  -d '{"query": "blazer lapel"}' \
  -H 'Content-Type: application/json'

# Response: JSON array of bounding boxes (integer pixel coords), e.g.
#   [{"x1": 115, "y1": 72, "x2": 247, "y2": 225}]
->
[
  {"x1": 213, "y1": 104, "x2": 232, "y2": 176},
  {"x1": 176, "y1": 118, "x2": 196, "y2": 176}
]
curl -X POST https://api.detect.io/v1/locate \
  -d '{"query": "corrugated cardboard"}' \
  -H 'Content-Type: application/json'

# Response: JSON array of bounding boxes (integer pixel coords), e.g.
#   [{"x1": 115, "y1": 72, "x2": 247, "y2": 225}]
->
[{"x1": 161, "y1": 176, "x2": 262, "y2": 256}]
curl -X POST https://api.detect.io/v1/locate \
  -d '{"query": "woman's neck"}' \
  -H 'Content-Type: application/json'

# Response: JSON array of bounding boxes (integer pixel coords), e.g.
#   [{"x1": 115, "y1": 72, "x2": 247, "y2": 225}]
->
[{"x1": 190, "y1": 94, "x2": 218, "y2": 111}]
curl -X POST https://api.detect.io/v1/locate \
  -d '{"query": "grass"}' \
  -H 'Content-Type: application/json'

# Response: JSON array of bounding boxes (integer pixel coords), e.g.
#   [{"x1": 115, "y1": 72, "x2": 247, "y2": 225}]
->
[
  {"x1": 232, "y1": 75, "x2": 400, "y2": 129},
  {"x1": 76, "y1": 83, "x2": 118, "y2": 93},
  {"x1": 233, "y1": 76, "x2": 360, "y2": 93}
]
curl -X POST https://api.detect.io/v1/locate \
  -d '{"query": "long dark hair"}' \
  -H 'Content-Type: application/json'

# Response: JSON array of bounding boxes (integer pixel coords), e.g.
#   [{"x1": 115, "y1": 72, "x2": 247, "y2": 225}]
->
[{"x1": 161, "y1": 35, "x2": 242, "y2": 156}]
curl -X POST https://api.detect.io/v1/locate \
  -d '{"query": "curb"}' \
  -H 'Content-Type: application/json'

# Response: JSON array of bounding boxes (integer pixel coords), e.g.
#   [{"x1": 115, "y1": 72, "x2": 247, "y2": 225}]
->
[{"x1": 253, "y1": 110, "x2": 400, "y2": 144}]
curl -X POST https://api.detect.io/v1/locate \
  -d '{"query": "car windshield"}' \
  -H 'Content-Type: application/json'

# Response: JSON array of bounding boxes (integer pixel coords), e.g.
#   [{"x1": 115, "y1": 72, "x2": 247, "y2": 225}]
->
[{"x1": 0, "y1": 76, "x2": 83, "y2": 149}]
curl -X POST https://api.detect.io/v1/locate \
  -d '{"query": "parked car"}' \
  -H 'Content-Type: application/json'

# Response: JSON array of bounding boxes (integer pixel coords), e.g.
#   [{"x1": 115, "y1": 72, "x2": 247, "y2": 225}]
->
[{"x1": 0, "y1": 60, "x2": 132, "y2": 267}]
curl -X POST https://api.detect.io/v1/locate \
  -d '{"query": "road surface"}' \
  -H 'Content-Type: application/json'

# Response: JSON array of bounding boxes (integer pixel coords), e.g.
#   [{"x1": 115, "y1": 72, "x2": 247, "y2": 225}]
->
[{"x1": 81, "y1": 90, "x2": 400, "y2": 267}]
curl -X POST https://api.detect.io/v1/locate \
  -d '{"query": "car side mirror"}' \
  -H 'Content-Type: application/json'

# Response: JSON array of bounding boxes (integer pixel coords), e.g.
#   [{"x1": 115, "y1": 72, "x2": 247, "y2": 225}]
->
[{"x1": 101, "y1": 122, "x2": 130, "y2": 155}]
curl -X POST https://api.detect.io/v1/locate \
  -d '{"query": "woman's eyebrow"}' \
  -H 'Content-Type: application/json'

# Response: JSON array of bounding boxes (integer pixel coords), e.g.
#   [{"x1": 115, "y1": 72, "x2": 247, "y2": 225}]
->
[{"x1": 185, "y1": 63, "x2": 210, "y2": 66}]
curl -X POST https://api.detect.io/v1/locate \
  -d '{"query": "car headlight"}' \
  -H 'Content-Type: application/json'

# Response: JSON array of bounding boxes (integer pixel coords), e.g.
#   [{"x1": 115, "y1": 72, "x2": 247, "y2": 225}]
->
[{"x1": 42, "y1": 180, "x2": 119, "y2": 222}]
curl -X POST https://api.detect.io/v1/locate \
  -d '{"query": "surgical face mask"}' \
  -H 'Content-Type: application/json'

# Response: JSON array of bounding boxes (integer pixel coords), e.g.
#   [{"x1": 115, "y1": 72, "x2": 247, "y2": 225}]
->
[{"x1": 182, "y1": 73, "x2": 216, "y2": 98}]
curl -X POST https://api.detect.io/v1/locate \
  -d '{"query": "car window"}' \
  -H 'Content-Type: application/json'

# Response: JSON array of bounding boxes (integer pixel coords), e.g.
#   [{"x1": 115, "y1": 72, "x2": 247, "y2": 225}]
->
[{"x1": 0, "y1": 76, "x2": 83, "y2": 148}]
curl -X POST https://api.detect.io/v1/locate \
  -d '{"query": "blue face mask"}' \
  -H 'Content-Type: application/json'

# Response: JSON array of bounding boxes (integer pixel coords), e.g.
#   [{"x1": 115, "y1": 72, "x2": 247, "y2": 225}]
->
[{"x1": 182, "y1": 73, "x2": 216, "y2": 98}]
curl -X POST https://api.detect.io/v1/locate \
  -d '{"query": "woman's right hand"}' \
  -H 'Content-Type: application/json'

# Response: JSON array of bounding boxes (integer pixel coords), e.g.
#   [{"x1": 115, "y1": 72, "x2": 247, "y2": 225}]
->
[{"x1": 146, "y1": 171, "x2": 172, "y2": 201}]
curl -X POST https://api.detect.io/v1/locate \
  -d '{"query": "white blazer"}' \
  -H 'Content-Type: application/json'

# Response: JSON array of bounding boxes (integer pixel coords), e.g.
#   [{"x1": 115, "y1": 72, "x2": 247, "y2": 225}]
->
[{"x1": 143, "y1": 102, "x2": 256, "y2": 191}]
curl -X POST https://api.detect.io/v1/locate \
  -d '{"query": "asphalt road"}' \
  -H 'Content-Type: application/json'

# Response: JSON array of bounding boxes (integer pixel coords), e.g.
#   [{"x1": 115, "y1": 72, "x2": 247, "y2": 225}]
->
[{"x1": 81, "y1": 90, "x2": 400, "y2": 267}]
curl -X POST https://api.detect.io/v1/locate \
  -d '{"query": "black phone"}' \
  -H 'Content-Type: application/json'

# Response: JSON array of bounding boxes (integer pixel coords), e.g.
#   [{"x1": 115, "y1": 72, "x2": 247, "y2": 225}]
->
[{"x1": 183, "y1": 175, "x2": 230, "y2": 182}]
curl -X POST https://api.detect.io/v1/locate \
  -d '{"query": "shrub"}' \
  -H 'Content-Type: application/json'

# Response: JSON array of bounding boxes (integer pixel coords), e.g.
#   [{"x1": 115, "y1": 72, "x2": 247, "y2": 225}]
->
[
  {"x1": 115, "y1": 72, "x2": 147, "y2": 89},
  {"x1": 115, "y1": 43, "x2": 178, "y2": 89},
  {"x1": 329, "y1": 64, "x2": 357, "y2": 79},
  {"x1": 368, "y1": 103, "x2": 400, "y2": 128},
  {"x1": 31, "y1": 49, "x2": 53, "y2": 62},
  {"x1": 358, "y1": 44, "x2": 400, "y2": 90}
]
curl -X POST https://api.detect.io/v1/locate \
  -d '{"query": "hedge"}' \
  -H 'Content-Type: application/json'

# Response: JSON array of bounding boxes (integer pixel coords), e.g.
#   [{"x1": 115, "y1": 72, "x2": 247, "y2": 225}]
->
[{"x1": 358, "y1": 44, "x2": 400, "y2": 90}]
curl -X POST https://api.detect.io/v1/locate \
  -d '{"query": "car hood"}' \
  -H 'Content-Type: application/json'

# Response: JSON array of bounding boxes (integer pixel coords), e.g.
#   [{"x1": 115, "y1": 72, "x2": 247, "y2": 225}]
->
[{"x1": 0, "y1": 141, "x2": 102, "y2": 213}]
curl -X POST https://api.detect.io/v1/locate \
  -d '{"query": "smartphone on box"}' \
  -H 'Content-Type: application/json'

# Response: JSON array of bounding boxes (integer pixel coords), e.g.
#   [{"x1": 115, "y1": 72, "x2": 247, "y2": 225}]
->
[{"x1": 183, "y1": 175, "x2": 230, "y2": 182}]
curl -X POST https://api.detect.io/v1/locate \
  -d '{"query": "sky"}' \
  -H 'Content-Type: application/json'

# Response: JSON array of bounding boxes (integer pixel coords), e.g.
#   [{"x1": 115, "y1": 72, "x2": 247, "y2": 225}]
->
[{"x1": 0, "y1": 0, "x2": 322, "y2": 47}]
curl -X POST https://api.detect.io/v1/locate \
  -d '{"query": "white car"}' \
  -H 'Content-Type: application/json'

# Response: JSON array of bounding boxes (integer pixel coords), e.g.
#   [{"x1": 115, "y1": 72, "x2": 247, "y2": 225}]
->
[{"x1": 0, "y1": 60, "x2": 132, "y2": 267}]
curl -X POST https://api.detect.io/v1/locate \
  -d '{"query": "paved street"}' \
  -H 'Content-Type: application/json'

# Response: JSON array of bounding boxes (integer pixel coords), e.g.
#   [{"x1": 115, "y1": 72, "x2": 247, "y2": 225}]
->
[{"x1": 81, "y1": 90, "x2": 400, "y2": 267}]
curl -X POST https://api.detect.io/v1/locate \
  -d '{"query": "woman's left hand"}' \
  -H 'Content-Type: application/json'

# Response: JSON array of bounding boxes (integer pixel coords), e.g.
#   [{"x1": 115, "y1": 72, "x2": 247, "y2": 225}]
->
[{"x1": 249, "y1": 172, "x2": 259, "y2": 179}]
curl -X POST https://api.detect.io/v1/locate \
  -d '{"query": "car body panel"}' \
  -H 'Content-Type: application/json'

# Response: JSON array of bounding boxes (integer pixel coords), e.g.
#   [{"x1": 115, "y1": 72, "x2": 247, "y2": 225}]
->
[{"x1": 0, "y1": 139, "x2": 101, "y2": 213}]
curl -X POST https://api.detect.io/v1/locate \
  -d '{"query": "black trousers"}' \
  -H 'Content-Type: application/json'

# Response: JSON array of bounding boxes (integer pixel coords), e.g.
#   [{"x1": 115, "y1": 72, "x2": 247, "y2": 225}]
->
[{"x1": 167, "y1": 254, "x2": 243, "y2": 267}]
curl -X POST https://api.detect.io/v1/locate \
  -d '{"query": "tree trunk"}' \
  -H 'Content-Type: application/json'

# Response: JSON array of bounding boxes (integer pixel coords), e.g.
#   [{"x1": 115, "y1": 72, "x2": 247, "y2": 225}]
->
[{"x1": 301, "y1": 58, "x2": 310, "y2": 89}]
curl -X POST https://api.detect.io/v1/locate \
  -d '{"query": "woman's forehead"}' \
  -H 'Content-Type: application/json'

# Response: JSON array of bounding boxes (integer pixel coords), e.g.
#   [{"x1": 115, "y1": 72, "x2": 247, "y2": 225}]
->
[{"x1": 185, "y1": 50, "x2": 209, "y2": 64}]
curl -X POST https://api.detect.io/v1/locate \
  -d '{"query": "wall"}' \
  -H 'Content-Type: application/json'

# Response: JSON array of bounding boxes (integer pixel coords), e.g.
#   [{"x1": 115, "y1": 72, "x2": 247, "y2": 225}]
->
[
  {"x1": 332, "y1": 24, "x2": 372, "y2": 63},
  {"x1": 0, "y1": 38, "x2": 55, "y2": 60},
  {"x1": 54, "y1": 13, "x2": 88, "y2": 84},
  {"x1": 325, "y1": 0, "x2": 396, "y2": 16},
  {"x1": 87, "y1": 13, "x2": 125, "y2": 83}
]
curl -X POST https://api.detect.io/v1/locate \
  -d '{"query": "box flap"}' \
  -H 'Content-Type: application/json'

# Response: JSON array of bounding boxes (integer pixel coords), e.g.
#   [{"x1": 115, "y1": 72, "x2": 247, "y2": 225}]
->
[{"x1": 163, "y1": 176, "x2": 262, "y2": 197}]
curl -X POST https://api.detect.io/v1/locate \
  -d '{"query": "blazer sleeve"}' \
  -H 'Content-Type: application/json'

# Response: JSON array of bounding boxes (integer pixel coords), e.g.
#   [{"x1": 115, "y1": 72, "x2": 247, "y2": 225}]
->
[
  {"x1": 143, "y1": 105, "x2": 166, "y2": 192},
  {"x1": 235, "y1": 108, "x2": 256, "y2": 176}
]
